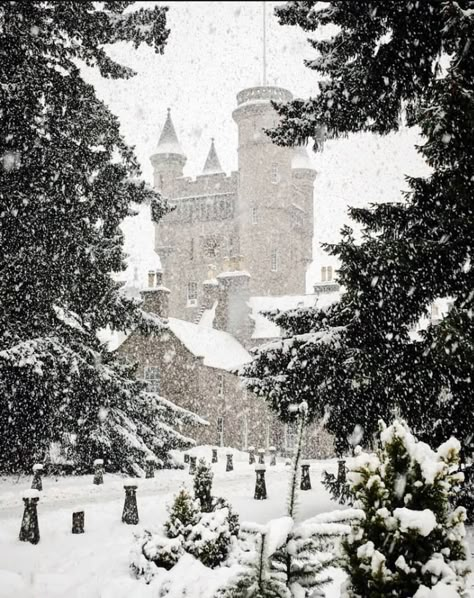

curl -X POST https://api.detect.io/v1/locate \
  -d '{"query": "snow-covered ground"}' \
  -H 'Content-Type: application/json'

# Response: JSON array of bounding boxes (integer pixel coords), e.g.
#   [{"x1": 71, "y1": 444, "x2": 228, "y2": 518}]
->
[{"x1": 0, "y1": 448, "x2": 472, "y2": 598}]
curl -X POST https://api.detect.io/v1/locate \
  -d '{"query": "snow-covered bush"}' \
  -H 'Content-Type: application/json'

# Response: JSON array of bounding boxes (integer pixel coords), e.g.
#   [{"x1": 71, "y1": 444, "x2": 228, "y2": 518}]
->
[
  {"x1": 193, "y1": 458, "x2": 213, "y2": 512},
  {"x1": 341, "y1": 420, "x2": 471, "y2": 597},
  {"x1": 220, "y1": 509, "x2": 361, "y2": 598},
  {"x1": 131, "y1": 480, "x2": 240, "y2": 580}
]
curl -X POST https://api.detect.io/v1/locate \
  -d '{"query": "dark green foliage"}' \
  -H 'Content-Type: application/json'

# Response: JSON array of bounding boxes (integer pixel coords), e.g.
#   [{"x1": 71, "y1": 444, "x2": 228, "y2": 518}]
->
[
  {"x1": 321, "y1": 470, "x2": 353, "y2": 506},
  {"x1": 193, "y1": 458, "x2": 214, "y2": 512},
  {"x1": 163, "y1": 487, "x2": 200, "y2": 539},
  {"x1": 0, "y1": 2, "x2": 200, "y2": 473},
  {"x1": 242, "y1": 1, "x2": 474, "y2": 458},
  {"x1": 342, "y1": 421, "x2": 471, "y2": 596}
]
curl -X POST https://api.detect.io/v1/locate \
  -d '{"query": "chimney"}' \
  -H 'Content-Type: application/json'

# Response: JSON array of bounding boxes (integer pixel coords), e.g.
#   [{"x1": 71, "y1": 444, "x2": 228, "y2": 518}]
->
[
  {"x1": 214, "y1": 257, "x2": 251, "y2": 341},
  {"x1": 141, "y1": 269, "x2": 170, "y2": 319}
]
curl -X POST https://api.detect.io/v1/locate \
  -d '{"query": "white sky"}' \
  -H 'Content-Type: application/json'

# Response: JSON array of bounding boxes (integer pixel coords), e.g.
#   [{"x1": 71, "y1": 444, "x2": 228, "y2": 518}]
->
[{"x1": 84, "y1": 1, "x2": 429, "y2": 290}]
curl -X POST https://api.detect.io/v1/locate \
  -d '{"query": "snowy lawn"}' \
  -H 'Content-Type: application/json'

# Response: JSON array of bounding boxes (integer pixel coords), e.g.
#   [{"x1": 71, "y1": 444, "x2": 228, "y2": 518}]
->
[
  {"x1": 0, "y1": 448, "x2": 345, "y2": 597},
  {"x1": 0, "y1": 447, "x2": 472, "y2": 597}
]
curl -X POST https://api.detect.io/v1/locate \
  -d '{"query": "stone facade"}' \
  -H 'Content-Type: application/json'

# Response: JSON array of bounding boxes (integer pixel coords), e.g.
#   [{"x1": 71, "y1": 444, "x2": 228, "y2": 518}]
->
[{"x1": 151, "y1": 86, "x2": 316, "y2": 337}]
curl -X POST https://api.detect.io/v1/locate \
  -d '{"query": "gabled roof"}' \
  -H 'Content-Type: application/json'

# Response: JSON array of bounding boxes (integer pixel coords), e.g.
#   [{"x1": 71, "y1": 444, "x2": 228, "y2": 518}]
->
[
  {"x1": 168, "y1": 317, "x2": 250, "y2": 371},
  {"x1": 155, "y1": 108, "x2": 185, "y2": 156},
  {"x1": 202, "y1": 138, "x2": 223, "y2": 174}
]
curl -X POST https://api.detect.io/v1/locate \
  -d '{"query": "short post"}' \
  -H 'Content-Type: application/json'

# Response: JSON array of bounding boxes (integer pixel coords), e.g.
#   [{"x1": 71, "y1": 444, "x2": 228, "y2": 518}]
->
[
  {"x1": 19, "y1": 490, "x2": 40, "y2": 544},
  {"x1": 300, "y1": 460, "x2": 311, "y2": 491},
  {"x1": 122, "y1": 482, "x2": 139, "y2": 525},
  {"x1": 285, "y1": 458, "x2": 292, "y2": 467},
  {"x1": 337, "y1": 459, "x2": 346, "y2": 484},
  {"x1": 72, "y1": 511, "x2": 85, "y2": 534},
  {"x1": 93, "y1": 459, "x2": 104, "y2": 485},
  {"x1": 184, "y1": 453, "x2": 190, "y2": 464},
  {"x1": 269, "y1": 446, "x2": 277, "y2": 466},
  {"x1": 212, "y1": 448, "x2": 218, "y2": 463},
  {"x1": 248, "y1": 446, "x2": 255, "y2": 465},
  {"x1": 145, "y1": 455, "x2": 155, "y2": 479},
  {"x1": 254, "y1": 464, "x2": 267, "y2": 500},
  {"x1": 258, "y1": 448, "x2": 265, "y2": 464},
  {"x1": 189, "y1": 455, "x2": 197, "y2": 475},
  {"x1": 31, "y1": 464, "x2": 43, "y2": 491},
  {"x1": 226, "y1": 452, "x2": 234, "y2": 472}
]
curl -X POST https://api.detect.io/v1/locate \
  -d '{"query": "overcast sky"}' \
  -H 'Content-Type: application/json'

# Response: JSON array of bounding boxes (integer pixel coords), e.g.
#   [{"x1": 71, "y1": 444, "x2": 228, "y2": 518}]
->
[{"x1": 84, "y1": 1, "x2": 429, "y2": 290}]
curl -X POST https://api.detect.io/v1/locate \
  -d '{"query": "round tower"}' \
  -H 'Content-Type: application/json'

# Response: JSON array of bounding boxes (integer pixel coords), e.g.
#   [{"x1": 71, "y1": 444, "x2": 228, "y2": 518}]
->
[
  {"x1": 232, "y1": 86, "x2": 310, "y2": 296},
  {"x1": 150, "y1": 108, "x2": 186, "y2": 197}
]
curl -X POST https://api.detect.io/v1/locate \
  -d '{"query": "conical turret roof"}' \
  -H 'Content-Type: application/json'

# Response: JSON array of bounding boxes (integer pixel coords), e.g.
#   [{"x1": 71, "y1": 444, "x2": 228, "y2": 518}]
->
[
  {"x1": 202, "y1": 138, "x2": 223, "y2": 175},
  {"x1": 155, "y1": 108, "x2": 185, "y2": 156}
]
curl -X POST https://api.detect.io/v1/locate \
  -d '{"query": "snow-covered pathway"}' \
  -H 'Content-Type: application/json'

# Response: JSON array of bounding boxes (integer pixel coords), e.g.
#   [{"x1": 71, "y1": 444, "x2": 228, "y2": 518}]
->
[{"x1": 0, "y1": 450, "x2": 343, "y2": 597}]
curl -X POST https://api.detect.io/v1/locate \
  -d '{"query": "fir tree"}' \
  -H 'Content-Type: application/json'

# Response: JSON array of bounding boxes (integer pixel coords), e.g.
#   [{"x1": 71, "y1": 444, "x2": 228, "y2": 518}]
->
[
  {"x1": 242, "y1": 1, "x2": 474, "y2": 457},
  {"x1": 194, "y1": 458, "x2": 214, "y2": 512},
  {"x1": 341, "y1": 420, "x2": 471, "y2": 597},
  {"x1": 0, "y1": 2, "x2": 200, "y2": 472},
  {"x1": 164, "y1": 487, "x2": 201, "y2": 539}
]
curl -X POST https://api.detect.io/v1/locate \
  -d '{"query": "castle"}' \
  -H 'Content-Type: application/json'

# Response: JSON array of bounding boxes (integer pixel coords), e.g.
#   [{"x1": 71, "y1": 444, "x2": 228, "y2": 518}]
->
[
  {"x1": 150, "y1": 85, "x2": 319, "y2": 346},
  {"x1": 116, "y1": 85, "x2": 336, "y2": 457}
]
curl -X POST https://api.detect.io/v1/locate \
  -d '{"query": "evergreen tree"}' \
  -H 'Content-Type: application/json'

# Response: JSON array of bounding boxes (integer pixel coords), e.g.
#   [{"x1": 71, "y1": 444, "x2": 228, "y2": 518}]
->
[
  {"x1": 341, "y1": 420, "x2": 471, "y2": 597},
  {"x1": 194, "y1": 458, "x2": 214, "y2": 512},
  {"x1": 242, "y1": 1, "x2": 474, "y2": 457},
  {"x1": 0, "y1": 1, "x2": 201, "y2": 473},
  {"x1": 164, "y1": 487, "x2": 201, "y2": 539}
]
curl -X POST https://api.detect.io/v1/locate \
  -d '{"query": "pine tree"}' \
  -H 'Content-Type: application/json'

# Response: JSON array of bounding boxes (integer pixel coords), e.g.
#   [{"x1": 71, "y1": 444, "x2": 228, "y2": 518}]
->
[
  {"x1": 164, "y1": 487, "x2": 201, "y2": 539},
  {"x1": 242, "y1": 1, "x2": 474, "y2": 457},
  {"x1": 341, "y1": 420, "x2": 471, "y2": 597},
  {"x1": 0, "y1": 2, "x2": 200, "y2": 472}
]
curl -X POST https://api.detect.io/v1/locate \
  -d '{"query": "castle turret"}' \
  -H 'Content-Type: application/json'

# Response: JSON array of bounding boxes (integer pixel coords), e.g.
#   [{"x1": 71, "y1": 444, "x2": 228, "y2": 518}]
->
[
  {"x1": 150, "y1": 108, "x2": 186, "y2": 196},
  {"x1": 291, "y1": 145, "x2": 317, "y2": 273},
  {"x1": 202, "y1": 138, "x2": 224, "y2": 175},
  {"x1": 232, "y1": 86, "x2": 312, "y2": 296}
]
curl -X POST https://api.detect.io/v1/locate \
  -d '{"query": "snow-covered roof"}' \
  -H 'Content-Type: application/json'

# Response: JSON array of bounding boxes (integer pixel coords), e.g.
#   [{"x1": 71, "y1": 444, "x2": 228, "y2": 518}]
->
[
  {"x1": 154, "y1": 108, "x2": 185, "y2": 156},
  {"x1": 199, "y1": 300, "x2": 217, "y2": 328},
  {"x1": 202, "y1": 138, "x2": 224, "y2": 175},
  {"x1": 292, "y1": 145, "x2": 315, "y2": 170},
  {"x1": 168, "y1": 317, "x2": 251, "y2": 371},
  {"x1": 249, "y1": 293, "x2": 341, "y2": 339}
]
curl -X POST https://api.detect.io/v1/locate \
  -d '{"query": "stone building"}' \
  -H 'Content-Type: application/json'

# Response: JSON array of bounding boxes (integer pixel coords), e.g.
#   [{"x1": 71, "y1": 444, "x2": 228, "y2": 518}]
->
[
  {"x1": 115, "y1": 84, "x2": 334, "y2": 458},
  {"x1": 151, "y1": 86, "x2": 316, "y2": 344}
]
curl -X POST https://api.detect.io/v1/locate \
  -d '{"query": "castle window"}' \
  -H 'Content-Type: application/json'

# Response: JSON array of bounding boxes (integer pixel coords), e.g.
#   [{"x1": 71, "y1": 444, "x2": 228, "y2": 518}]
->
[
  {"x1": 271, "y1": 248, "x2": 279, "y2": 272},
  {"x1": 218, "y1": 374, "x2": 225, "y2": 397},
  {"x1": 321, "y1": 266, "x2": 327, "y2": 282},
  {"x1": 187, "y1": 282, "x2": 197, "y2": 306},
  {"x1": 144, "y1": 366, "x2": 160, "y2": 394},
  {"x1": 327, "y1": 266, "x2": 333, "y2": 281},
  {"x1": 252, "y1": 205, "x2": 258, "y2": 224},
  {"x1": 285, "y1": 422, "x2": 298, "y2": 451},
  {"x1": 189, "y1": 238, "x2": 194, "y2": 261},
  {"x1": 217, "y1": 416, "x2": 224, "y2": 447},
  {"x1": 203, "y1": 235, "x2": 219, "y2": 258},
  {"x1": 271, "y1": 163, "x2": 279, "y2": 184}
]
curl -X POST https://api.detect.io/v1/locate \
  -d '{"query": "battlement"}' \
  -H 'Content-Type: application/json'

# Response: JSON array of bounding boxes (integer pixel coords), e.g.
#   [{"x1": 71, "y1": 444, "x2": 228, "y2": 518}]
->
[{"x1": 236, "y1": 86, "x2": 293, "y2": 106}]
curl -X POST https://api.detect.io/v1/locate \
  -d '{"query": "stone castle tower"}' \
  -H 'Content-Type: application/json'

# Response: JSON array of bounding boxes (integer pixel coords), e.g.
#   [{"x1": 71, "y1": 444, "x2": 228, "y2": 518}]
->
[{"x1": 150, "y1": 86, "x2": 316, "y2": 343}]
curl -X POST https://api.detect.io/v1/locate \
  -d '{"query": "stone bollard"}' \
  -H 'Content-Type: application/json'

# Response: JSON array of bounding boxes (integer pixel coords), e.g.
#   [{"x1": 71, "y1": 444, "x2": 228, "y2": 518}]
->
[
  {"x1": 184, "y1": 453, "x2": 190, "y2": 464},
  {"x1": 337, "y1": 459, "x2": 346, "y2": 484},
  {"x1": 248, "y1": 446, "x2": 255, "y2": 465},
  {"x1": 269, "y1": 446, "x2": 277, "y2": 466},
  {"x1": 254, "y1": 465, "x2": 267, "y2": 500},
  {"x1": 189, "y1": 455, "x2": 197, "y2": 475},
  {"x1": 19, "y1": 490, "x2": 40, "y2": 544},
  {"x1": 72, "y1": 510, "x2": 85, "y2": 534},
  {"x1": 122, "y1": 482, "x2": 139, "y2": 525},
  {"x1": 145, "y1": 455, "x2": 156, "y2": 479},
  {"x1": 285, "y1": 458, "x2": 292, "y2": 467},
  {"x1": 300, "y1": 460, "x2": 312, "y2": 491},
  {"x1": 31, "y1": 464, "x2": 43, "y2": 491},
  {"x1": 93, "y1": 459, "x2": 104, "y2": 485},
  {"x1": 212, "y1": 448, "x2": 218, "y2": 463},
  {"x1": 226, "y1": 453, "x2": 234, "y2": 472},
  {"x1": 258, "y1": 449, "x2": 265, "y2": 464}
]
